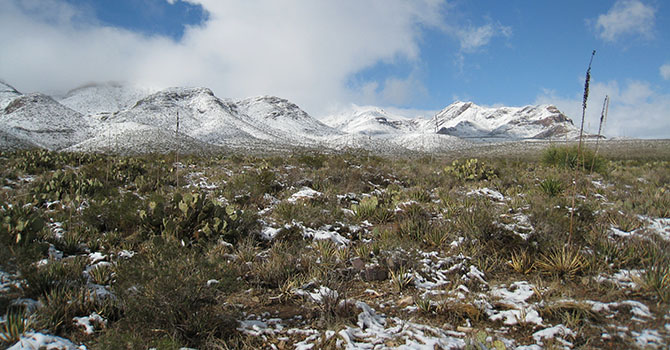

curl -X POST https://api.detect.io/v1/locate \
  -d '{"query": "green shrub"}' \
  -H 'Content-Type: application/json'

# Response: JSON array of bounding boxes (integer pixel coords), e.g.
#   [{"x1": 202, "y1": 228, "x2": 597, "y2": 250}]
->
[{"x1": 445, "y1": 158, "x2": 497, "y2": 181}]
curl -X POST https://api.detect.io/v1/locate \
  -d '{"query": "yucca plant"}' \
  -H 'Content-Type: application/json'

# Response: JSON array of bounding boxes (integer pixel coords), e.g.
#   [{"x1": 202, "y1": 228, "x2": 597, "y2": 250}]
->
[
  {"x1": 640, "y1": 263, "x2": 670, "y2": 303},
  {"x1": 539, "y1": 178, "x2": 563, "y2": 197},
  {"x1": 389, "y1": 265, "x2": 414, "y2": 292},
  {"x1": 608, "y1": 211, "x2": 642, "y2": 233},
  {"x1": 536, "y1": 246, "x2": 587, "y2": 278},
  {"x1": 88, "y1": 264, "x2": 116, "y2": 286},
  {"x1": 508, "y1": 249, "x2": 534, "y2": 275},
  {"x1": 414, "y1": 295, "x2": 434, "y2": 314},
  {"x1": 0, "y1": 309, "x2": 32, "y2": 345},
  {"x1": 351, "y1": 196, "x2": 379, "y2": 221}
]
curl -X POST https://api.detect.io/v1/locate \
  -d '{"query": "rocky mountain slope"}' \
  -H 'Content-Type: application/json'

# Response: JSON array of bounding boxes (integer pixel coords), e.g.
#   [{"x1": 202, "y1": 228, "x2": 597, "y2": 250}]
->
[{"x1": 0, "y1": 80, "x2": 590, "y2": 154}]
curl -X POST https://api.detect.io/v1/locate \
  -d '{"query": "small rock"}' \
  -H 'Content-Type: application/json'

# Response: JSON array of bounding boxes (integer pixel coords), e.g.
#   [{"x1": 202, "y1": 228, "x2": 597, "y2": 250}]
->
[
  {"x1": 351, "y1": 257, "x2": 366, "y2": 271},
  {"x1": 398, "y1": 295, "x2": 413, "y2": 307},
  {"x1": 361, "y1": 265, "x2": 388, "y2": 281}
]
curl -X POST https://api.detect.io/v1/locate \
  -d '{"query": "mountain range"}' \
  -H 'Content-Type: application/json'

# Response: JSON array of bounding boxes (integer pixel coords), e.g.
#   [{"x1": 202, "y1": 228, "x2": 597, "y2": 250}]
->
[{"x1": 0, "y1": 80, "x2": 591, "y2": 154}]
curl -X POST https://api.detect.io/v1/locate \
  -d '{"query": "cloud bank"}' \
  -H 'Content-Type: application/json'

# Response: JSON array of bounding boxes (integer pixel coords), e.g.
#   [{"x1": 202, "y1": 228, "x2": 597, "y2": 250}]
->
[{"x1": 0, "y1": 0, "x2": 460, "y2": 115}]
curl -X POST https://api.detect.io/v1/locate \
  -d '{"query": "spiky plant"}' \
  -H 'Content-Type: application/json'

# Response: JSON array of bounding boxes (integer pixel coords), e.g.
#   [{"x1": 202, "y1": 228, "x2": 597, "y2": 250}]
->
[
  {"x1": 536, "y1": 246, "x2": 587, "y2": 279},
  {"x1": 0, "y1": 309, "x2": 32, "y2": 345},
  {"x1": 508, "y1": 249, "x2": 534, "y2": 275},
  {"x1": 389, "y1": 265, "x2": 414, "y2": 292}
]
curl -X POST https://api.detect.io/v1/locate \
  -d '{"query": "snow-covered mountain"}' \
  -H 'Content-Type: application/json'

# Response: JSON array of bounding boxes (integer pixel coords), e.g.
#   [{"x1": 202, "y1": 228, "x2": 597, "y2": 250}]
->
[
  {"x1": 0, "y1": 81, "x2": 21, "y2": 110},
  {"x1": 0, "y1": 93, "x2": 92, "y2": 150},
  {"x1": 325, "y1": 101, "x2": 583, "y2": 140},
  {"x1": 0, "y1": 80, "x2": 591, "y2": 154},
  {"x1": 428, "y1": 102, "x2": 580, "y2": 139},
  {"x1": 321, "y1": 105, "x2": 421, "y2": 135},
  {"x1": 59, "y1": 82, "x2": 152, "y2": 117}
]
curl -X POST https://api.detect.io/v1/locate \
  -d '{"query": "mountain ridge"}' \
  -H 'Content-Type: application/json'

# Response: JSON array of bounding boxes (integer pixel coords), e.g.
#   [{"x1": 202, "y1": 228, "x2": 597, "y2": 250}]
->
[{"x1": 0, "y1": 80, "x2": 594, "y2": 153}]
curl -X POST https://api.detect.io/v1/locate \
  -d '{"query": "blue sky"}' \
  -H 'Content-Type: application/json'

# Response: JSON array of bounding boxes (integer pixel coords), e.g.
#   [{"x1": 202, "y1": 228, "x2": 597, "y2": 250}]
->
[{"x1": 1, "y1": 0, "x2": 669, "y2": 137}]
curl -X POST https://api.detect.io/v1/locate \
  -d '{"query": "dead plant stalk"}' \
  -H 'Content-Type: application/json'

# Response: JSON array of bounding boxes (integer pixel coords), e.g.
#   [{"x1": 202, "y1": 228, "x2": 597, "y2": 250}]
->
[{"x1": 569, "y1": 50, "x2": 595, "y2": 243}]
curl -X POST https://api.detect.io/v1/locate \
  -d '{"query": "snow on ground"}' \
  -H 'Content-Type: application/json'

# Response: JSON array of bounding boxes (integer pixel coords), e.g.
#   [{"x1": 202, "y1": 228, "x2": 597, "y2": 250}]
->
[
  {"x1": 0, "y1": 266, "x2": 22, "y2": 293},
  {"x1": 488, "y1": 281, "x2": 542, "y2": 326},
  {"x1": 466, "y1": 188, "x2": 505, "y2": 202},
  {"x1": 288, "y1": 187, "x2": 322, "y2": 203},
  {"x1": 6, "y1": 332, "x2": 86, "y2": 350},
  {"x1": 532, "y1": 325, "x2": 575, "y2": 347},
  {"x1": 610, "y1": 215, "x2": 670, "y2": 241},
  {"x1": 641, "y1": 216, "x2": 670, "y2": 241},
  {"x1": 238, "y1": 301, "x2": 468, "y2": 349},
  {"x1": 412, "y1": 252, "x2": 488, "y2": 294},
  {"x1": 594, "y1": 269, "x2": 643, "y2": 289},
  {"x1": 73, "y1": 312, "x2": 107, "y2": 335},
  {"x1": 498, "y1": 211, "x2": 534, "y2": 240}
]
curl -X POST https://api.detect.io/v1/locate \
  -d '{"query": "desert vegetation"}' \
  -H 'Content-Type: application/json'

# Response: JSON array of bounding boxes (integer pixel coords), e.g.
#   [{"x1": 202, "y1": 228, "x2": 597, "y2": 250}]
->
[{"x1": 1, "y1": 145, "x2": 669, "y2": 349}]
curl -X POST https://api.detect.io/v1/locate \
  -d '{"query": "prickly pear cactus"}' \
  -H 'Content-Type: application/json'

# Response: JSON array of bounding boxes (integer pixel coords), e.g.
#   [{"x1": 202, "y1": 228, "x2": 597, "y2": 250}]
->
[
  {"x1": 1, "y1": 202, "x2": 45, "y2": 245},
  {"x1": 445, "y1": 158, "x2": 497, "y2": 181},
  {"x1": 139, "y1": 192, "x2": 241, "y2": 244}
]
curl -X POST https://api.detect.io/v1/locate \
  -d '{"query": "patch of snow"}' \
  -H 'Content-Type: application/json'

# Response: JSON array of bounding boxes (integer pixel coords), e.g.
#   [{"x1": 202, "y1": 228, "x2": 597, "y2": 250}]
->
[
  {"x1": 117, "y1": 250, "x2": 135, "y2": 259},
  {"x1": 641, "y1": 216, "x2": 670, "y2": 241},
  {"x1": 298, "y1": 224, "x2": 350, "y2": 246},
  {"x1": 594, "y1": 269, "x2": 643, "y2": 289},
  {"x1": 467, "y1": 188, "x2": 505, "y2": 202},
  {"x1": 73, "y1": 312, "x2": 106, "y2": 335},
  {"x1": 6, "y1": 332, "x2": 86, "y2": 350},
  {"x1": 260, "y1": 226, "x2": 281, "y2": 240},
  {"x1": 338, "y1": 301, "x2": 466, "y2": 349},
  {"x1": 488, "y1": 281, "x2": 542, "y2": 326},
  {"x1": 532, "y1": 325, "x2": 575, "y2": 346},
  {"x1": 288, "y1": 187, "x2": 322, "y2": 203},
  {"x1": 88, "y1": 252, "x2": 107, "y2": 264},
  {"x1": 632, "y1": 329, "x2": 664, "y2": 349}
]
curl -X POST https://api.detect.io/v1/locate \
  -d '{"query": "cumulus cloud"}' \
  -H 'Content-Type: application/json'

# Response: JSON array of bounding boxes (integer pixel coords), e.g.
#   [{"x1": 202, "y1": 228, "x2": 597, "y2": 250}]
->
[
  {"x1": 536, "y1": 80, "x2": 670, "y2": 139},
  {"x1": 661, "y1": 63, "x2": 670, "y2": 80},
  {"x1": 594, "y1": 0, "x2": 655, "y2": 42},
  {"x1": 0, "y1": 0, "x2": 451, "y2": 115}
]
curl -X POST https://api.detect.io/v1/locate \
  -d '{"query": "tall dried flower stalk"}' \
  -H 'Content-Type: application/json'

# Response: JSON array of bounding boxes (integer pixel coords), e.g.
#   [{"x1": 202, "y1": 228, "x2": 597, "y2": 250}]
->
[
  {"x1": 590, "y1": 95, "x2": 609, "y2": 173},
  {"x1": 569, "y1": 50, "x2": 596, "y2": 243}
]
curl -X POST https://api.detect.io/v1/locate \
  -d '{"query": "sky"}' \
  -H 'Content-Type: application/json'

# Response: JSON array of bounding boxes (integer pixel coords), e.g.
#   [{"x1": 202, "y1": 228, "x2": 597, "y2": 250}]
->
[{"x1": 0, "y1": 0, "x2": 669, "y2": 138}]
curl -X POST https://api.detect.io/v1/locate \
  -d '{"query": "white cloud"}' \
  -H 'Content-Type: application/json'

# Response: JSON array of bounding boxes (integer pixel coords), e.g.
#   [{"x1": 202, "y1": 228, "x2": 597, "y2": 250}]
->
[
  {"x1": 595, "y1": 0, "x2": 655, "y2": 42},
  {"x1": 661, "y1": 63, "x2": 670, "y2": 80},
  {"x1": 0, "y1": 0, "x2": 448, "y2": 115},
  {"x1": 456, "y1": 23, "x2": 512, "y2": 53},
  {"x1": 536, "y1": 80, "x2": 670, "y2": 139}
]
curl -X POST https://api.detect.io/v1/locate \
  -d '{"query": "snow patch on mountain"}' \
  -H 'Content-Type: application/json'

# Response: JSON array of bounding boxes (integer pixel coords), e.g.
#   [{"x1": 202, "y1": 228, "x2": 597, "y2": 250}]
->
[
  {"x1": 321, "y1": 105, "x2": 422, "y2": 135},
  {"x1": 59, "y1": 82, "x2": 152, "y2": 116},
  {"x1": 0, "y1": 93, "x2": 92, "y2": 150}
]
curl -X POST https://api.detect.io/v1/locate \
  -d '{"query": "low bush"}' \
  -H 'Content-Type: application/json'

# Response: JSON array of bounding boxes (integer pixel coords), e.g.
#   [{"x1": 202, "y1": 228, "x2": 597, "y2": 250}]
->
[
  {"x1": 113, "y1": 239, "x2": 238, "y2": 347},
  {"x1": 541, "y1": 145, "x2": 607, "y2": 174}
]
